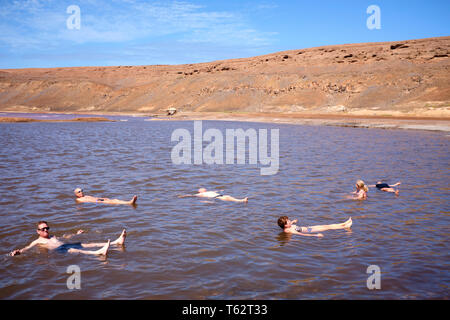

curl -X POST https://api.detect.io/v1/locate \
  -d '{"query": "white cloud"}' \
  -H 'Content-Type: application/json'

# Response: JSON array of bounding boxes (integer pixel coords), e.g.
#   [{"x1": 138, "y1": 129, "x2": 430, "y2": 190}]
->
[
  {"x1": 0, "y1": 0, "x2": 276, "y2": 48},
  {"x1": 0, "y1": 0, "x2": 280, "y2": 67},
  {"x1": 255, "y1": 3, "x2": 279, "y2": 10}
]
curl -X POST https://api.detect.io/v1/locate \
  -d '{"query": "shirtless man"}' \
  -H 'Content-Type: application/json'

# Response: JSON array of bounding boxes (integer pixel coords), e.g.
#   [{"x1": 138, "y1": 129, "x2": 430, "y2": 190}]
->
[
  {"x1": 368, "y1": 181, "x2": 401, "y2": 196},
  {"x1": 179, "y1": 188, "x2": 248, "y2": 203},
  {"x1": 74, "y1": 188, "x2": 137, "y2": 205},
  {"x1": 10, "y1": 221, "x2": 126, "y2": 256},
  {"x1": 277, "y1": 216, "x2": 352, "y2": 237}
]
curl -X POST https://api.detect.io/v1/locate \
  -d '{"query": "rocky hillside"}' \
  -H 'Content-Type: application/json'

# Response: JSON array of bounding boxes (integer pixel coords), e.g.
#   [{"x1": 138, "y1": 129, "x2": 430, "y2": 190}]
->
[{"x1": 0, "y1": 36, "x2": 449, "y2": 117}]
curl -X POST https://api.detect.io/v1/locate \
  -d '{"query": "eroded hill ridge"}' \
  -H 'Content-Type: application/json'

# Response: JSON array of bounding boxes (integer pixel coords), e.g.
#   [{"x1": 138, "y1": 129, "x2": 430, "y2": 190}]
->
[{"x1": 0, "y1": 36, "x2": 449, "y2": 117}]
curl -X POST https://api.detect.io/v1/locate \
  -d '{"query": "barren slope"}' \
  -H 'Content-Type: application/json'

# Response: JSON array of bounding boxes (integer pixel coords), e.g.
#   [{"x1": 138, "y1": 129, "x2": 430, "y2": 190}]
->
[{"x1": 0, "y1": 36, "x2": 449, "y2": 117}]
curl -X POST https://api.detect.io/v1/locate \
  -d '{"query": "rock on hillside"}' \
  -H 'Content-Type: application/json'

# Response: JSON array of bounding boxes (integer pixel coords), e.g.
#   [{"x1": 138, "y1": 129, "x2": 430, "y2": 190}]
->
[{"x1": 0, "y1": 36, "x2": 449, "y2": 117}]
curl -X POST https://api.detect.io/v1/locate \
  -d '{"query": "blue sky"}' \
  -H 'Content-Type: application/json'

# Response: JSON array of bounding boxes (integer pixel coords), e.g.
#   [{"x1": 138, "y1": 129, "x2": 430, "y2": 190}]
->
[{"x1": 1, "y1": 0, "x2": 449, "y2": 69}]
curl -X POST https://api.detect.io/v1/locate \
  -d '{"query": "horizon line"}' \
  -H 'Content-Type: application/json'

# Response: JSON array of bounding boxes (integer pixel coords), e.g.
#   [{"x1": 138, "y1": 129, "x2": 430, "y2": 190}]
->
[{"x1": 2, "y1": 35, "x2": 449, "y2": 71}]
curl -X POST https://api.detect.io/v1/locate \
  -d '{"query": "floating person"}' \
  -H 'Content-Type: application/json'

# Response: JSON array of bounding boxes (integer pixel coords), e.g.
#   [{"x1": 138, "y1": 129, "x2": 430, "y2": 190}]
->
[
  {"x1": 277, "y1": 216, "x2": 352, "y2": 237},
  {"x1": 349, "y1": 180, "x2": 368, "y2": 200},
  {"x1": 368, "y1": 181, "x2": 401, "y2": 196},
  {"x1": 10, "y1": 221, "x2": 126, "y2": 256},
  {"x1": 178, "y1": 188, "x2": 248, "y2": 203},
  {"x1": 74, "y1": 188, "x2": 137, "y2": 205}
]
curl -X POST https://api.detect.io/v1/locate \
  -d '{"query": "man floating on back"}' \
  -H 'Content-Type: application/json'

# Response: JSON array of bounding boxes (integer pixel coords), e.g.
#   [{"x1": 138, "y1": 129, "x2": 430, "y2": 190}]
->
[{"x1": 74, "y1": 187, "x2": 137, "y2": 205}]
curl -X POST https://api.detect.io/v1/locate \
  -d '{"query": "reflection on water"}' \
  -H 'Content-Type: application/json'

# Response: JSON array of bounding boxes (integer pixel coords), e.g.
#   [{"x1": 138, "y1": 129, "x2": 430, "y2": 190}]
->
[{"x1": 0, "y1": 120, "x2": 449, "y2": 299}]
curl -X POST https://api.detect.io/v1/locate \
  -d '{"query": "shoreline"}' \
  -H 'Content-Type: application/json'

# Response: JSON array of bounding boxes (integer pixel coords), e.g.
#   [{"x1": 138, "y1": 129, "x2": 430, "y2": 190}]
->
[
  {"x1": 149, "y1": 111, "x2": 450, "y2": 132},
  {"x1": 1, "y1": 110, "x2": 449, "y2": 132},
  {"x1": 0, "y1": 115, "x2": 116, "y2": 123}
]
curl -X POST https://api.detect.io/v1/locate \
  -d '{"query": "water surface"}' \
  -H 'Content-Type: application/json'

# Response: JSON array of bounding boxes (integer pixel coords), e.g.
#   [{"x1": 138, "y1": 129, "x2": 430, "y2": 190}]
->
[{"x1": 0, "y1": 120, "x2": 448, "y2": 299}]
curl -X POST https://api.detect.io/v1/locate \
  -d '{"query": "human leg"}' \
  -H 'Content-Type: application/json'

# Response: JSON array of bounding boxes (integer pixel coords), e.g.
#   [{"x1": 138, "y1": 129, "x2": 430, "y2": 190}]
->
[
  {"x1": 68, "y1": 240, "x2": 110, "y2": 255},
  {"x1": 380, "y1": 187, "x2": 397, "y2": 193},
  {"x1": 80, "y1": 229, "x2": 126, "y2": 247},
  {"x1": 307, "y1": 217, "x2": 352, "y2": 232},
  {"x1": 102, "y1": 196, "x2": 137, "y2": 205},
  {"x1": 217, "y1": 195, "x2": 248, "y2": 203}
]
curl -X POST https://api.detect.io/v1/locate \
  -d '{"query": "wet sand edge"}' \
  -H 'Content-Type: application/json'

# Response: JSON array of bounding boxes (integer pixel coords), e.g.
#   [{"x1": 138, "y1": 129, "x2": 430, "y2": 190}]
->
[
  {"x1": 147, "y1": 112, "x2": 450, "y2": 132},
  {"x1": 1, "y1": 110, "x2": 449, "y2": 132}
]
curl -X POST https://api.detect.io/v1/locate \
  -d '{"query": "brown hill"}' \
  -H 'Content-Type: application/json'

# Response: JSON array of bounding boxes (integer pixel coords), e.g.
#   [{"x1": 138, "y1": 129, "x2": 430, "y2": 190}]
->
[{"x1": 0, "y1": 36, "x2": 449, "y2": 118}]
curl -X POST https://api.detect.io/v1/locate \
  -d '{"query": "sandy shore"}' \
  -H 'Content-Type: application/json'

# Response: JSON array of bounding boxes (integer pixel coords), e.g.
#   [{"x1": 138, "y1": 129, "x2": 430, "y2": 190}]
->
[
  {"x1": 0, "y1": 116, "x2": 116, "y2": 123},
  {"x1": 148, "y1": 111, "x2": 450, "y2": 132},
  {"x1": 1, "y1": 37, "x2": 448, "y2": 131},
  {"x1": 1, "y1": 37, "x2": 449, "y2": 119},
  {"x1": 1, "y1": 110, "x2": 449, "y2": 132}
]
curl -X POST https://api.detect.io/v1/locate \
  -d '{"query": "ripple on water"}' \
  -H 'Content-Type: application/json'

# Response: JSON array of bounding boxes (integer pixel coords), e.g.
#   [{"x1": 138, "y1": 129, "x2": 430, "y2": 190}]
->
[{"x1": 0, "y1": 121, "x2": 449, "y2": 299}]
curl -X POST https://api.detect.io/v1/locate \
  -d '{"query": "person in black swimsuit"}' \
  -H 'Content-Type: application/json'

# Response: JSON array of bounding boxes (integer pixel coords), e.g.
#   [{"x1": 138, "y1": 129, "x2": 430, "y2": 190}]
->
[{"x1": 369, "y1": 181, "x2": 401, "y2": 195}]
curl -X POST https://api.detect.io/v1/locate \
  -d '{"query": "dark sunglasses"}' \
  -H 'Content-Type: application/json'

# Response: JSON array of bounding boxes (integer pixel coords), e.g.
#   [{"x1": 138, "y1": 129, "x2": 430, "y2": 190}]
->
[{"x1": 38, "y1": 227, "x2": 49, "y2": 231}]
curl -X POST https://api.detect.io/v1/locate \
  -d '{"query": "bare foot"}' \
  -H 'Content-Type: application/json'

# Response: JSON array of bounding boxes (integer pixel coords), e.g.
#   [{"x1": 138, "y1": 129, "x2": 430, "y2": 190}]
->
[
  {"x1": 243, "y1": 197, "x2": 248, "y2": 203},
  {"x1": 95, "y1": 240, "x2": 110, "y2": 255},
  {"x1": 344, "y1": 217, "x2": 353, "y2": 229},
  {"x1": 112, "y1": 229, "x2": 127, "y2": 245},
  {"x1": 130, "y1": 195, "x2": 137, "y2": 205},
  {"x1": 395, "y1": 190, "x2": 399, "y2": 196}
]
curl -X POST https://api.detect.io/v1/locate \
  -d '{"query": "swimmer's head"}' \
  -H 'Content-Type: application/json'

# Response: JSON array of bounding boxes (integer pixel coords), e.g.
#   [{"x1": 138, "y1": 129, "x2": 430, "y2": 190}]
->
[
  {"x1": 74, "y1": 188, "x2": 84, "y2": 197},
  {"x1": 356, "y1": 180, "x2": 368, "y2": 192},
  {"x1": 277, "y1": 216, "x2": 290, "y2": 229},
  {"x1": 37, "y1": 220, "x2": 50, "y2": 238},
  {"x1": 198, "y1": 188, "x2": 207, "y2": 193}
]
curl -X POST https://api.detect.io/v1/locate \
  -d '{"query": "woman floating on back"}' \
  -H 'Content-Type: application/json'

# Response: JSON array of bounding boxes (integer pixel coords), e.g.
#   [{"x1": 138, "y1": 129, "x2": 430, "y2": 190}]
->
[
  {"x1": 277, "y1": 216, "x2": 352, "y2": 237},
  {"x1": 368, "y1": 181, "x2": 401, "y2": 196}
]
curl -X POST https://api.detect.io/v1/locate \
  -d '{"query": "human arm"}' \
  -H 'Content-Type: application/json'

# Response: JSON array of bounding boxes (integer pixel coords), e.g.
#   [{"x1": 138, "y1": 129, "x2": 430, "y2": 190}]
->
[
  {"x1": 63, "y1": 230, "x2": 84, "y2": 239},
  {"x1": 293, "y1": 231, "x2": 323, "y2": 237},
  {"x1": 287, "y1": 227, "x2": 323, "y2": 237},
  {"x1": 10, "y1": 239, "x2": 39, "y2": 256}
]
